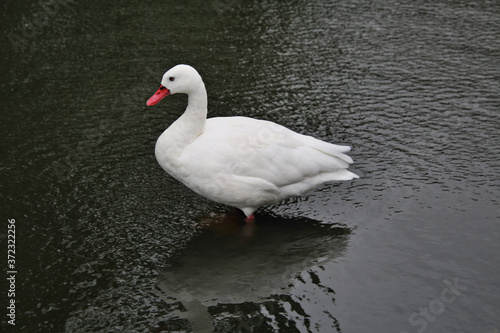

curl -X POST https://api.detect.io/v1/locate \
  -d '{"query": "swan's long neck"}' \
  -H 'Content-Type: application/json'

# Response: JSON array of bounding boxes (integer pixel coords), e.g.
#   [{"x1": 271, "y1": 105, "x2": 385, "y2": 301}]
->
[
  {"x1": 182, "y1": 86, "x2": 208, "y2": 137},
  {"x1": 156, "y1": 80, "x2": 208, "y2": 163}
]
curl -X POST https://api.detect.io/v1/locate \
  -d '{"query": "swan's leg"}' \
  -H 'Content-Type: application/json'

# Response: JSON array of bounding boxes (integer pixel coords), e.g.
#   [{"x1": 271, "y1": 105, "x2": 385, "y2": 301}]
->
[{"x1": 244, "y1": 214, "x2": 255, "y2": 223}]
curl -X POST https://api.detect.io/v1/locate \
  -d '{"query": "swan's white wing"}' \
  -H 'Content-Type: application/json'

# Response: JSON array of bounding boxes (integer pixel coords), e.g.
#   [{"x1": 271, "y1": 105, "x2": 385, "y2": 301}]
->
[{"x1": 181, "y1": 117, "x2": 357, "y2": 191}]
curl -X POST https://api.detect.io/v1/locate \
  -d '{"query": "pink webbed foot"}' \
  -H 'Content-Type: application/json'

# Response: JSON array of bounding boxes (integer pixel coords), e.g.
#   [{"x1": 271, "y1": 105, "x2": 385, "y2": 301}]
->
[{"x1": 244, "y1": 214, "x2": 255, "y2": 223}]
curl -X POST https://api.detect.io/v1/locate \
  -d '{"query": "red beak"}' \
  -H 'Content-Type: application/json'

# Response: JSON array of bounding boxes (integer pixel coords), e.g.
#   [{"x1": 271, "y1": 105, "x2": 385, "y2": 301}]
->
[{"x1": 147, "y1": 85, "x2": 170, "y2": 106}]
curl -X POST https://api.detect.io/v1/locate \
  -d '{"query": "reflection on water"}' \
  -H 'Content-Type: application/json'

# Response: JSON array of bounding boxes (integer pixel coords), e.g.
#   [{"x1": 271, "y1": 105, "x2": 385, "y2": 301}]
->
[{"x1": 157, "y1": 212, "x2": 349, "y2": 332}]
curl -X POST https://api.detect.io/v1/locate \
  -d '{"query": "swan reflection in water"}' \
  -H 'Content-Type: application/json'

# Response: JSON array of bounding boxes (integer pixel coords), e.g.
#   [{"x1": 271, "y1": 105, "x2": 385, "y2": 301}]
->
[{"x1": 157, "y1": 211, "x2": 350, "y2": 332}]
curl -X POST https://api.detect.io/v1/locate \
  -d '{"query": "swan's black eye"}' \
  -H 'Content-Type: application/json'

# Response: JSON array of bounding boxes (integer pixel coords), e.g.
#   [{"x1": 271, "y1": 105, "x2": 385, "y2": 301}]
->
[{"x1": 169, "y1": 77, "x2": 175, "y2": 82}]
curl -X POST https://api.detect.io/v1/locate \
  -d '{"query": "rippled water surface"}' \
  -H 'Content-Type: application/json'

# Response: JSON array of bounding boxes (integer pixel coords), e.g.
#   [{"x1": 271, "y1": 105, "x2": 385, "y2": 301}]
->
[{"x1": 1, "y1": 0, "x2": 499, "y2": 332}]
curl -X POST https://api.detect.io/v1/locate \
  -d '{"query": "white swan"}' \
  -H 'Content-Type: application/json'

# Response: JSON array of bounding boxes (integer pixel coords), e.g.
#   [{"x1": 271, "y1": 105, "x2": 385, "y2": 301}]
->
[{"x1": 147, "y1": 64, "x2": 358, "y2": 222}]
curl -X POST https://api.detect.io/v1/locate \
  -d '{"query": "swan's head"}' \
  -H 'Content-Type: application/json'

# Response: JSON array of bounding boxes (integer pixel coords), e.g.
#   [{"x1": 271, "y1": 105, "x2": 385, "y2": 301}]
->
[{"x1": 146, "y1": 64, "x2": 203, "y2": 106}]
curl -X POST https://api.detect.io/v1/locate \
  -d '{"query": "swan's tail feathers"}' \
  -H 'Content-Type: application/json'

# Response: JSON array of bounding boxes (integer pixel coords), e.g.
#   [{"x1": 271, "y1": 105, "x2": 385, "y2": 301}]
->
[
  {"x1": 328, "y1": 169, "x2": 359, "y2": 181},
  {"x1": 302, "y1": 135, "x2": 355, "y2": 164},
  {"x1": 302, "y1": 137, "x2": 359, "y2": 179},
  {"x1": 279, "y1": 169, "x2": 359, "y2": 198}
]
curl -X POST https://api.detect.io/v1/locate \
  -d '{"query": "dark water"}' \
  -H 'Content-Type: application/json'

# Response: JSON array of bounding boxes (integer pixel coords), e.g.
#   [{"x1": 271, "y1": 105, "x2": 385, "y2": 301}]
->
[{"x1": 1, "y1": 0, "x2": 499, "y2": 332}]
